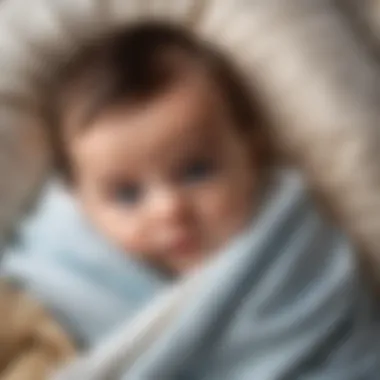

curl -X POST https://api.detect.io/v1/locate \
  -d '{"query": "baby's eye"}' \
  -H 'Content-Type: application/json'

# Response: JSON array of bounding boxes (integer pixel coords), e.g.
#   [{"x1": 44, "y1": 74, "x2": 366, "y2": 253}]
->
[
  {"x1": 113, "y1": 183, "x2": 143, "y2": 206},
  {"x1": 181, "y1": 158, "x2": 216, "y2": 184}
]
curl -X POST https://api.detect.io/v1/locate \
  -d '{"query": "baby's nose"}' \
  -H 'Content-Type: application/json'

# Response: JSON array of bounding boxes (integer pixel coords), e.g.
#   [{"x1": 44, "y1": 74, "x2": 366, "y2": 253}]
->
[{"x1": 150, "y1": 188, "x2": 188, "y2": 224}]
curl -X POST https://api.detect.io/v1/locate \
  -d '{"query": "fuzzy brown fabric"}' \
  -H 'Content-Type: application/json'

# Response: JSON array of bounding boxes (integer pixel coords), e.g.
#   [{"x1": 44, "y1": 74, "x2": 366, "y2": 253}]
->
[{"x1": 0, "y1": 281, "x2": 76, "y2": 380}]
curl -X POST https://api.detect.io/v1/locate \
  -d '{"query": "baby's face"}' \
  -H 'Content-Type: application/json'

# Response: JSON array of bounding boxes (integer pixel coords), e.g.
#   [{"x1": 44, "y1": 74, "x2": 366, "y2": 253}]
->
[{"x1": 68, "y1": 71, "x2": 258, "y2": 274}]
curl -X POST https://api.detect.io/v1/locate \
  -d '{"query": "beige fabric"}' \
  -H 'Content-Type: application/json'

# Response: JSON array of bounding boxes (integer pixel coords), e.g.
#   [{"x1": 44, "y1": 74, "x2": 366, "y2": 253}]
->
[
  {"x1": 0, "y1": 281, "x2": 76, "y2": 380},
  {"x1": 0, "y1": 0, "x2": 380, "y2": 278}
]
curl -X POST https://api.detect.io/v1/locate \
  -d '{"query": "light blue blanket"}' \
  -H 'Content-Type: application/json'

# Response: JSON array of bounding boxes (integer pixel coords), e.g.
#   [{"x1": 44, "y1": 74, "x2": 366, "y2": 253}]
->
[
  {"x1": 3, "y1": 172, "x2": 380, "y2": 379},
  {"x1": 97, "y1": 171, "x2": 380, "y2": 380}
]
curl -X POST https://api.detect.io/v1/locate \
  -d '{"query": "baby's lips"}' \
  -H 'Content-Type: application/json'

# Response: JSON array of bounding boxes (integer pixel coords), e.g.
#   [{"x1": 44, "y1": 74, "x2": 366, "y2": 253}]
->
[
  {"x1": 170, "y1": 236, "x2": 198, "y2": 255},
  {"x1": 162, "y1": 230, "x2": 199, "y2": 256}
]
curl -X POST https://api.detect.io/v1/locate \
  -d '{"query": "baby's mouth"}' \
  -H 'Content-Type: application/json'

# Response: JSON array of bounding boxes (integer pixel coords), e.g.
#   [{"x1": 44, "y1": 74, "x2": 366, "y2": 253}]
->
[{"x1": 169, "y1": 235, "x2": 199, "y2": 255}]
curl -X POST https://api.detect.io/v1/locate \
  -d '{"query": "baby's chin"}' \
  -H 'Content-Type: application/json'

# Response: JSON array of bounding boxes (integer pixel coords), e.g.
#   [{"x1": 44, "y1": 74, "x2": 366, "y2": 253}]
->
[
  {"x1": 163, "y1": 245, "x2": 219, "y2": 276},
  {"x1": 128, "y1": 241, "x2": 218, "y2": 276},
  {"x1": 138, "y1": 247, "x2": 205, "y2": 277},
  {"x1": 166, "y1": 256, "x2": 204, "y2": 277}
]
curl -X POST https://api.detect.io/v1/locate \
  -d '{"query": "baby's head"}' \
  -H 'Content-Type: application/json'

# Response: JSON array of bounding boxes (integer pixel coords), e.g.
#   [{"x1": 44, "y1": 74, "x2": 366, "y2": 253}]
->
[{"x1": 49, "y1": 22, "x2": 267, "y2": 274}]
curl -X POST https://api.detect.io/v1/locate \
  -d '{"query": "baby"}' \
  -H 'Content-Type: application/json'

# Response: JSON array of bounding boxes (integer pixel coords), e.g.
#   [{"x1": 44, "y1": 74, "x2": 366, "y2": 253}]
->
[
  {"x1": 48, "y1": 22, "x2": 269, "y2": 276},
  {"x1": 7, "y1": 21, "x2": 380, "y2": 380},
  {"x1": 0, "y1": 23, "x2": 273, "y2": 376}
]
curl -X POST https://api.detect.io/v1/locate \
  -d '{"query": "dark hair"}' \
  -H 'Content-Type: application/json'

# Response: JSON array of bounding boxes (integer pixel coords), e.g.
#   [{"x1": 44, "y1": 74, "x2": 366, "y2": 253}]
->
[{"x1": 47, "y1": 21, "x2": 266, "y2": 178}]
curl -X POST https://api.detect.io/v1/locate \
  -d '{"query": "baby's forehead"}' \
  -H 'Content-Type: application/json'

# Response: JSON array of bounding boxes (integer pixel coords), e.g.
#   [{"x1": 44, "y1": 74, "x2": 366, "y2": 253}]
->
[
  {"x1": 69, "y1": 75, "x2": 228, "y2": 174},
  {"x1": 92, "y1": 69, "x2": 224, "y2": 140}
]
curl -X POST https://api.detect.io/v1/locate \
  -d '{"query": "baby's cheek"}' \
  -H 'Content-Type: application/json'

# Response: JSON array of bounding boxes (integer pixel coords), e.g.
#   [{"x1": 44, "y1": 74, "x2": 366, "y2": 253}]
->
[
  {"x1": 200, "y1": 180, "x2": 254, "y2": 241},
  {"x1": 91, "y1": 211, "x2": 143, "y2": 255},
  {"x1": 201, "y1": 188, "x2": 245, "y2": 230}
]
